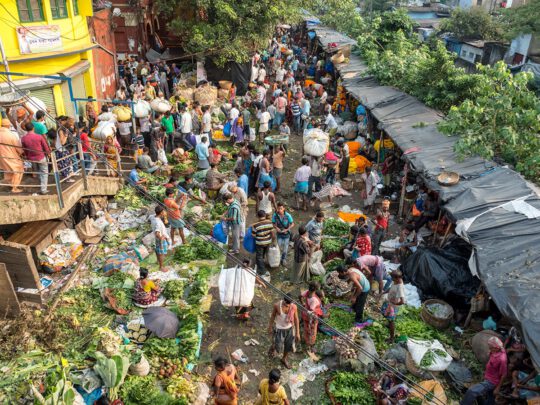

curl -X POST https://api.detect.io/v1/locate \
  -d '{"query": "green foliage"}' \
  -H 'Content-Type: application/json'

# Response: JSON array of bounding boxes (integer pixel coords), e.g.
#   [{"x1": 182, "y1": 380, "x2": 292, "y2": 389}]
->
[
  {"x1": 501, "y1": 0, "x2": 540, "y2": 40},
  {"x1": 173, "y1": 238, "x2": 223, "y2": 264},
  {"x1": 328, "y1": 372, "x2": 375, "y2": 404},
  {"x1": 93, "y1": 352, "x2": 130, "y2": 401},
  {"x1": 156, "y1": 0, "x2": 303, "y2": 66},
  {"x1": 120, "y1": 376, "x2": 171, "y2": 405},
  {"x1": 438, "y1": 62, "x2": 540, "y2": 180},
  {"x1": 310, "y1": 0, "x2": 368, "y2": 39},
  {"x1": 439, "y1": 7, "x2": 504, "y2": 40},
  {"x1": 163, "y1": 279, "x2": 185, "y2": 301},
  {"x1": 323, "y1": 218, "x2": 350, "y2": 237}
]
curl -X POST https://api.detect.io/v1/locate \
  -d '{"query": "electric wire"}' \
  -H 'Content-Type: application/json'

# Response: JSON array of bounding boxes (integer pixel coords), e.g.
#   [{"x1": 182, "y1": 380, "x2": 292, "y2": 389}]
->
[{"x1": 0, "y1": 73, "x2": 446, "y2": 404}]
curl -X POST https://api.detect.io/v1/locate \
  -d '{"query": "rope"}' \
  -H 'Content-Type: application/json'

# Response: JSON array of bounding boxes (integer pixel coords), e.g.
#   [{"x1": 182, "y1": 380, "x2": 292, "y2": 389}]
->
[{"x1": 1, "y1": 74, "x2": 445, "y2": 404}]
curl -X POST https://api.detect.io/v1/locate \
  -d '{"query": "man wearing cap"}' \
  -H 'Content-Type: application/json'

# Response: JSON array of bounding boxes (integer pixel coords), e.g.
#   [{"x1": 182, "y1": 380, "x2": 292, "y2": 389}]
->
[{"x1": 0, "y1": 119, "x2": 25, "y2": 193}]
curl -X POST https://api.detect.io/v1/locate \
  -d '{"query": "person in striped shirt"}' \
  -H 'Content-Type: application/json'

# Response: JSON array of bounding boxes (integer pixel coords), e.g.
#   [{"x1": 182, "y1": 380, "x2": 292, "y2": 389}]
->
[
  {"x1": 290, "y1": 98, "x2": 302, "y2": 135},
  {"x1": 251, "y1": 210, "x2": 276, "y2": 276},
  {"x1": 223, "y1": 193, "x2": 242, "y2": 254}
]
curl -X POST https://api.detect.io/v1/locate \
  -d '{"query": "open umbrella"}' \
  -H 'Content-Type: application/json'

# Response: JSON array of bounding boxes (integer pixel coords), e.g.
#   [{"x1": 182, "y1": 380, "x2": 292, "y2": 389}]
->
[{"x1": 142, "y1": 307, "x2": 179, "y2": 338}]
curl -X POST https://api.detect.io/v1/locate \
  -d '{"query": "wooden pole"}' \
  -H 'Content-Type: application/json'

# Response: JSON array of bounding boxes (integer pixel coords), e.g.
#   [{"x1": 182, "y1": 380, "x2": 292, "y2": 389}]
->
[
  {"x1": 431, "y1": 211, "x2": 443, "y2": 246},
  {"x1": 439, "y1": 222, "x2": 452, "y2": 248},
  {"x1": 398, "y1": 163, "x2": 408, "y2": 219}
]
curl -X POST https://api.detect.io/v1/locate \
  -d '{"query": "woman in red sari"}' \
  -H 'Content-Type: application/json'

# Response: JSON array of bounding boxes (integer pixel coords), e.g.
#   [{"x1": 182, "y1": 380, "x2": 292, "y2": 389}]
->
[{"x1": 300, "y1": 281, "x2": 325, "y2": 353}]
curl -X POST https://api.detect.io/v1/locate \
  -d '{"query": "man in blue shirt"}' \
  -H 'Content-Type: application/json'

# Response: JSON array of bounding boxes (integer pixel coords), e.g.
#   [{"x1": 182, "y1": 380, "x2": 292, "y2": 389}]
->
[
  {"x1": 235, "y1": 167, "x2": 249, "y2": 196},
  {"x1": 195, "y1": 136, "x2": 210, "y2": 169},
  {"x1": 129, "y1": 166, "x2": 147, "y2": 190}
]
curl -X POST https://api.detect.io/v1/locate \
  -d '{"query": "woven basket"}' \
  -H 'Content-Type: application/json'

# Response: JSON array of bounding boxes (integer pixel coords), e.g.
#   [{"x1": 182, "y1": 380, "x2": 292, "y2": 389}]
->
[
  {"x1": 421, "y1": 299, "x2": 454, "y2": 330},
  {"x1": 219, "y1": 80, "x2": 233, "y2": 90}
]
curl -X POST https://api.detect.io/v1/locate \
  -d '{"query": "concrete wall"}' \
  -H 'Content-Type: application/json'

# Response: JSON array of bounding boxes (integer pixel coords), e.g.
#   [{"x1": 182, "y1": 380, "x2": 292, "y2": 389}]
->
[{"x1": 0, "y1": 177, "x2": 122, "y2": 225}]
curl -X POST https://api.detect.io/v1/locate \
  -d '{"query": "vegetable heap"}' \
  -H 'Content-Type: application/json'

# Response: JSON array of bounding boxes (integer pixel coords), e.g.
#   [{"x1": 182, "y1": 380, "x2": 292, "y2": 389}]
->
[
  {"x1": 173, "y1": 238, "x2": 222, "y2": 263},
  {"x1": 328, "y1": 372, "x2": 375, "y2": 405},
  {"x1": 323, "y1": 218, "x2": 350, "y2": 237}
]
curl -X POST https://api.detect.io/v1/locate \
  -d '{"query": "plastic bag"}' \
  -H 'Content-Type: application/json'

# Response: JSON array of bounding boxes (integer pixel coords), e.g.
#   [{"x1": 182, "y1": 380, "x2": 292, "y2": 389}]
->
[
  {"x1": 134, "y1": 99, "x2": 151, "y2": 118},
  {"x1": 309, "y1": 250, "x2": 325, "y2": 276},
  {"x1": 92, "y1": 121, "x2": 116, "y2": 140},
  {"x1": 268, "y1": 245, "x2": 281, "y2": 268},
  {"x1": 219, "y1": 265, "x2": 256, "y2": 307},
  {"x1": 223, "y1": 121, "x2": 232, "y2": 137},
  {"x1": 157, "y1": 148, "x2": 168, "y2": 165},
  {"x1": 212, "y1": 222, "x2": 228, "y2": 244},
  {"x1": 303, "y1": 129, "x2": 330, "y2": 157},
  {"x1": 407, "y1": 339, "x2": 452, "y2": 372},
  {"x1": 243, "y1": 227, "x2": 256, "y2": 253}
]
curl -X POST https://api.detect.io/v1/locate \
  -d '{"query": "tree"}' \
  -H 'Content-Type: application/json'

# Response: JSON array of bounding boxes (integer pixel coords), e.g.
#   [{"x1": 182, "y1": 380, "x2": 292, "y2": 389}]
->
[
  {"x1": 155, "y1": 0, "x2": 303, "y2": 66},
  {"x1": 310, "y1": 0, "x2": 367, "y2": 39},
  {"x1": 501, "y1": 0, "x2": 540, "y2": 40},
  {"x1": 439, "y1": 7, "x2": 504, "y2": 40},
  {"x1": 438, "y1": 62, "x2": 540, "y2": 181}
]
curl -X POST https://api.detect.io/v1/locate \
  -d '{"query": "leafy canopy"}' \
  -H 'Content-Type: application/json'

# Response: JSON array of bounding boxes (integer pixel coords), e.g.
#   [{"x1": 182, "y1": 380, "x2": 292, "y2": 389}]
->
[
  {"x1": 439, "y1": 7, "x2": 505, "y2": 41},
  {"x1": 501, "y1": 0, "x2": 540, "y2": 40},
  {"x1": 155, "y1": 0, "x2": 303, "y2": 66}
]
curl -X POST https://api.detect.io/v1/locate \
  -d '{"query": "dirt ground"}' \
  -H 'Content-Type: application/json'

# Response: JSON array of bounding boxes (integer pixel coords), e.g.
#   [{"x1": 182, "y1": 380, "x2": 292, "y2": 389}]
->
[{"x1": 197, "y1": 121, "x2": 397, "y2": 404}]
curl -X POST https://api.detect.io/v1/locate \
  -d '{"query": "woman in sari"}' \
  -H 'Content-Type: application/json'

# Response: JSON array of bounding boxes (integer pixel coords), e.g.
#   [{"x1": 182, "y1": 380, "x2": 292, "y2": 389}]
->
[
  {"x1": 55, "y1": 116, "x2": 74, "y2": 180},
  {"x1": 132, "y1": 268, "x2": 162, "y2": 306},
  {"x1": 212, "y1": 357, "x2": 239, "y2": 405},
  {"x1": 300, "y1": 281, "x2": 324, "y2": 353},
  {"x1": 255, "y1": 369, "x2": 290, "y2": 405},
  {"x1": 104, "y1": 135, "x2": 120, "y2": 177}
]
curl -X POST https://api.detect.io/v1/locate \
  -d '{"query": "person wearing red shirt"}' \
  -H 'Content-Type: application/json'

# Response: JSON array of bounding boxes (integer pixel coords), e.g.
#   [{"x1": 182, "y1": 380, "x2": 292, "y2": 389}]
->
[
  {"x1": 21, "y1": 122, "x2": 50, "y2": 194},
  {"x1": 354, "y1": 227, "x2": 372, "y2": 257},
  {"x1": 79, "y1": 126, "x2": 97, "y2": 175},
  {"x1": 372, "y1": 198, "x2": 391, "y2": 255},
  {"x1": 164, "y1": 187, "x2": 187, "y2": 245}
]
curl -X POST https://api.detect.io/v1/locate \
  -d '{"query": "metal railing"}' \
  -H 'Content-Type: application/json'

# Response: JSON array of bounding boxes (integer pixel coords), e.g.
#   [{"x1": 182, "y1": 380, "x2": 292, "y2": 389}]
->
[{"x1": 0, "y1": 139, "x2": 128, "y2": 209}]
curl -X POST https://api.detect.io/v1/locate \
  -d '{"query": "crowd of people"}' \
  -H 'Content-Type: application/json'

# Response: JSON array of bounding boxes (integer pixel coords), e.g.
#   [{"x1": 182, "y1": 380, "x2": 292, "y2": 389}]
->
[{"x1": 2, "y1": 21, "x2": 536, "y2": 405}]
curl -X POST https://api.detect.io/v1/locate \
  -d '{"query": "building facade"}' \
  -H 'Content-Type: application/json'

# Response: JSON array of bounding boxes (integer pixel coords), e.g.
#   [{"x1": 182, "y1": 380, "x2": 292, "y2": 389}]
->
[{"x1": 0, "y1": 0, "x2": 98, "y2": 118}]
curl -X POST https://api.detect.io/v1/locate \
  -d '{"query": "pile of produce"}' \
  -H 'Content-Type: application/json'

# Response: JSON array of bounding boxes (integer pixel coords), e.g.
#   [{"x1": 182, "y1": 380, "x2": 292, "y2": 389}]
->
[
  {"x1": 322, "y1": 238, "x2": 343, "y2": 258},
  {"x1": 325, "y1": 258, "x2": 345, "y2": 273},
  {"x1": 420, "y1": 348, "x2": 448, "y2": 368},
  {"x1": 334, "y1": 328, "x2": 359, "y2": 360},
  {"x1": 115, "y1": 187, "x2": 145, "y2": 209},
  {"x1": 327, "y1": 372, "x2": 375, "y2": 405},
  {"x1": 194, "y1": 220, "x2": 212, "y2": 235},
  {"x1": 119, "y1": 375, "x2": 170, "y2": 405},
  {"x1": 173, "y1": 238, "x2": 222, "y2": 264},
  {"x1": 326, "y1": 306, "x2": 355, "y2": 332},
  {"x1": 186, "y1": 266, "x2": 213, "y2": 305},
  {"x1": 163, "y1": 279, "x2": 185, "y2": 301},
  {"x1": 210, "y1": 202, "x2": 228, "y2": 220},
  {"x1": 323, "y1": 218, "x2": 350, "y2": 237}
]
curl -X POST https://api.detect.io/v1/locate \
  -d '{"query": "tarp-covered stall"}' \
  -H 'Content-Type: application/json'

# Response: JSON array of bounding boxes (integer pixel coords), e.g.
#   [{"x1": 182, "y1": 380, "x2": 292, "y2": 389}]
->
[{"x1": 312, "y1": 25, "x2": 540, "y2": 368}]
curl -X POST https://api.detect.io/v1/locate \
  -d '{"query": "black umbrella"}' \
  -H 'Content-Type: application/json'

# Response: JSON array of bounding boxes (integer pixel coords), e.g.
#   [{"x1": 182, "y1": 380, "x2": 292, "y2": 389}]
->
[{"x1": 142, "y1": 307, "x2": 179, "y2": 338}]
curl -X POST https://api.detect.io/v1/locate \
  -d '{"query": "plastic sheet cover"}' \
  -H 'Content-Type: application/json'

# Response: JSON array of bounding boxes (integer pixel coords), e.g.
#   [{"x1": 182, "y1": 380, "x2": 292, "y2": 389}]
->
[
  {"x1": 315, "y1": 24, "x2": 540, "y2": 367},
  {"x1": 401, "y1": 239, "x2": 480, "y2": 308}
]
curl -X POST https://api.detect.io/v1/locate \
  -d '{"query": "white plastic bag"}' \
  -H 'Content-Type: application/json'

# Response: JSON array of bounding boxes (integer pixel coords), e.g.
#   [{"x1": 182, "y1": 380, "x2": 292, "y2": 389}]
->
[
  {"x1": 309, "y1": 250, "x2": 325, "y2": 276},
  {"x1": 268, "y1": 245, "x2": 281, "y2": 268},
  {"x1": 150, "y1": 98, "x2": 172, "y2": 113},
  {"x1": 92, "y1": 121, "x2": 116, "y2": 140},
  {"x1": 303, "y1": 128, "x2": 329, "y2": 157},
  {"x1": 218, "y1": 265, "x2": 256, "y2": 307},
  {"x1": 157, "y1": 148, "x2": 168, "y2": 165},
  {"x1": 407, "y1": 338, "x2": 452, "y2": 371},
  {"x1": 134, "y1": 99, "x2": 151, "y2": 118}
]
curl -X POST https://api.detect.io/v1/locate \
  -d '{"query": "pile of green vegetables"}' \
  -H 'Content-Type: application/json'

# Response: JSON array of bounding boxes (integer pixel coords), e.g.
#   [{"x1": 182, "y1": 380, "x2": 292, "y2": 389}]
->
[
  {"x1": 163, "y1": 279, "x2": 185, "y2": 301},
  {"x1": 119, "y1": 376, "x2": 171, "y2": 405},
  {"x1": 115, "y1": 187, "x2": 145, "y2": 209},
  {"x1": 420, "y1": 349, "x2": 447, "y2": 368},
  {"x1": 186, "y1": 266, "x2": 214, "y2": 305},
  {"x1": 173, "y1": 238, "x2": 223, "y2": 264},
  {"x1": 325, "y1": 258, "x2": 345, "y2": 273},
  {"x1": 322, "y1": 239, "x2": 344, "y2": 258},
  {"x1": 210, "y1": 202, "x2": 228, "y2": 220},
  {"x1": 326, "y1": 306, "x2": 355, "y2": 332},
  {"x1": 323, "y1": 218, "x2": 350, "y2": 237},
  {"x1": 194, "y1": 220, "x2": 213, "y2": 235},
  {"x1": 328, "y1": 372, "x2": 375, "y2": 405}
]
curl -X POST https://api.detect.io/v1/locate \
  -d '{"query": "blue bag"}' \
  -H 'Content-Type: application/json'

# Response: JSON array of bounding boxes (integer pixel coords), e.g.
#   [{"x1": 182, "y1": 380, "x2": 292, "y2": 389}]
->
[
  {"x1": 212, "y1": 222, "x2": 228, "y2": 244},
  {"x1": 223, "y1": 121, "x2": 232, "y2": 137},
  {"x1": 243, "y1": 226, "x2": 256, "y2": 253}
]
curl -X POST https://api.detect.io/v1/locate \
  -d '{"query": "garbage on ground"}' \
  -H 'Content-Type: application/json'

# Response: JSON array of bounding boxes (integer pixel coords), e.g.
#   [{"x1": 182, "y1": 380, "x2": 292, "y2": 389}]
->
[{"x1": 231, "y1": 349, "x2": 249, "y2": 363}]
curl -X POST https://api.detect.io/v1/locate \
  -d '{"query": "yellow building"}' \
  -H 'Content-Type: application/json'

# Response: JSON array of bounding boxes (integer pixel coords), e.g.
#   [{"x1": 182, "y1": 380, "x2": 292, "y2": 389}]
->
[{"x1": 0, "y1": 0, "x2": 97, "y2": 117}]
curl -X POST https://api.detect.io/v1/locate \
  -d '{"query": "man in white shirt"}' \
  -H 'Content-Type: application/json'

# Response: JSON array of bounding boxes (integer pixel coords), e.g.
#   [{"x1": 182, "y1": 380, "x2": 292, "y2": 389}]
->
[
  {"x1": 179, "y1": 106, "x2": 193, "y2": 148},
  {"x1": 320, "y1": 90, "x2": 328, "y2": 114},
  {"x1": 325, "y1": 112, "x2": 338, "y2": 135},
  {"x1": 257, "y1": 64, "x2": 267, "y2": 83},
  {"x1": 258, "y1": 107, "x2": 271, "y2": 143},
  {"x1": 229, "y1": 103, "x2": 240, "y2": 121},
  {"x1": 152, "y1": 205, "x2": 171, "y2": 272},
  {"x1": 201, "y1": 105, "x2": 212, "y2": 136},
  {"x1": 256, "y1": 82, "x2": 267, "y2": 108},
  {"x1": 275, "y1": 67, "x2": 286, "y2": 83}
]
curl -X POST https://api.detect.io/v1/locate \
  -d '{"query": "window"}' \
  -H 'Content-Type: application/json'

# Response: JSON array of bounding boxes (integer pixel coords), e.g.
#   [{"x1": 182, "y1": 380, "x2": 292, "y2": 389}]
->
[
  {"x1": 72, "y1": 0, "x2": 78, "y2": 15},
  {"x1": 17, "y1": 0, "x2": 44, "y2": 22},
  {"x1": 50, "y1": 0, "x2": 68, "y2": 19}
]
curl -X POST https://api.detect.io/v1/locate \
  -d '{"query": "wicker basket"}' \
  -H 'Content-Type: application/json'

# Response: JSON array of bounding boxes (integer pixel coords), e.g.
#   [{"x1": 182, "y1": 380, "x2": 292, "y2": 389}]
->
[
  {"x1": 219, "y1": 80, "x2": 233, "y2": 90},
  {"x1": 421, "y1": 299, "x2": 454, "y2": 330}
]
